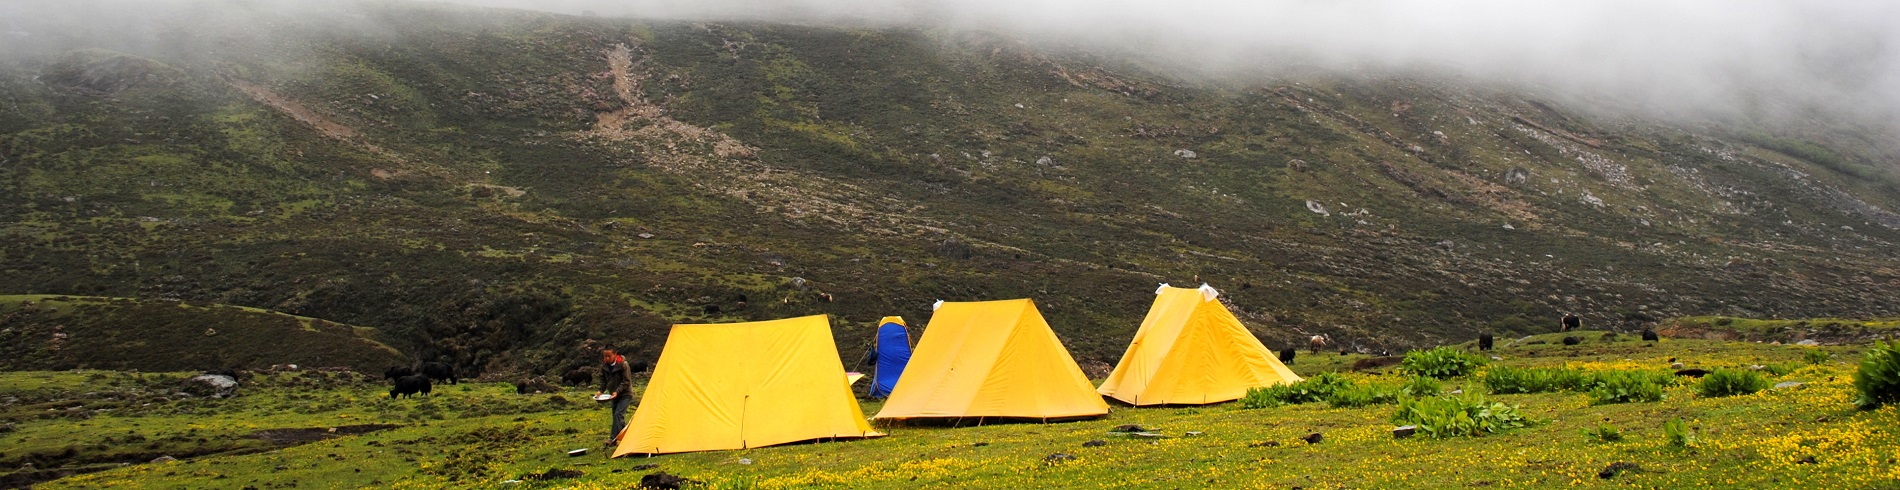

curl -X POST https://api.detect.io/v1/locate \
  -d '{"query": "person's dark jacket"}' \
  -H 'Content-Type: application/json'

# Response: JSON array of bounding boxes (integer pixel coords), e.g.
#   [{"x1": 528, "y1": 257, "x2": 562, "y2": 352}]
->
[{"x1": 599, "y1": 359, "x2": 635, "y2": 398}]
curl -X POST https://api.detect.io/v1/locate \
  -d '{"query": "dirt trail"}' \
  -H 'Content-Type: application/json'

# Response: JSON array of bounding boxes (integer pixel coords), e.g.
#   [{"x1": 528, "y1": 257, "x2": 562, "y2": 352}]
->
[
  {"x1": 581, "y1": 42, "x2": 935, "y2": 234},
  {"x1": 227, "y1": 79, "x2": 419, "y2": 179},
  {"x1": 229, "y1": 80, "x2": 359, "y2": 140}
]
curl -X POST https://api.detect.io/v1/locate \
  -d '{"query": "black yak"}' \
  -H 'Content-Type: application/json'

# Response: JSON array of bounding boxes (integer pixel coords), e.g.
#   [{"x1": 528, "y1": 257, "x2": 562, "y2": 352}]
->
[
  {"x1": 1277, "y1": 348, "x2": 1297, "y2": 364},
  {"x1": 384, "y1": 366, "x2": 414, "y2": 381},
  {"x1": 420, "y1": 362, "x2": 457, "y2": 385},
  {"x1": 560, "y1": 367, "x2": 595, "y2": 386},
  {"x1": 390, "y1": 375, "x2": 432, "y2": 399},
  {"x1": 1478, "y1": 333, "x2": 1494, "y2": 351},
  {"x1": 1642, "y1": 330, "x2": 1660, "y2": 342}
]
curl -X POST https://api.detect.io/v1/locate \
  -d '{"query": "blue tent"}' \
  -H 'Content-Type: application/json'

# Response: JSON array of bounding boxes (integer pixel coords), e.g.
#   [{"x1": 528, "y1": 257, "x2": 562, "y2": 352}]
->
[{"x1": 866, "y1": 316, "x2": 913, "y2": 399}]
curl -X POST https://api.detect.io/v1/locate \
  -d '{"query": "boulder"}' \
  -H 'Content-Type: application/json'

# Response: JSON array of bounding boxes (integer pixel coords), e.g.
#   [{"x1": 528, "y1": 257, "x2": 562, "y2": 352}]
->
[
  {"x1": 1562, "y1": 336, "x2": 1582, "y2": 346},
  {"x1": 1598, "y1": 462, "x2": 1639, "y2": 479},
  {"x1": 639, "y1": 471, "x2": 694, "y2": 490},
  {"x1": 1081, "y1": 440, "x2": 1106, "y2": 447},
  {"x1": 1302, "y1": 432, "x2": 1323, "y2": 444},
  {"x1": 1043, "y1": 453, "x2": 1077, "y2": 464},
  {"x1": 1392, "y1": 426, "x2": 1417, "y2": 439},
  {"x1": 180, "y1": 374, "x2": 238, "y2": 398},
  {"x1": 151, "y1": 455, "x2": 178, "y2": 463}
]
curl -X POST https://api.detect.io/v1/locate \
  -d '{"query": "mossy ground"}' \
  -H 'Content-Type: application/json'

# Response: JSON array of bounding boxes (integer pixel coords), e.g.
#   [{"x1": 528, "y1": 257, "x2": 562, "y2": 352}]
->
[{"x1": 12, "y1": 331, "x2": 1896, "y2": 489}]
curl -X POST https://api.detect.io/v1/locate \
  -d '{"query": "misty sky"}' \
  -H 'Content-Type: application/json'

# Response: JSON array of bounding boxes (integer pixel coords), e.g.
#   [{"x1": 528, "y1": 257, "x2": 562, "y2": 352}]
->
[
  {"x1": 441, "y1": 0, "x2": 1900, "y2": 123},
  {"x1": 6, "y1": 0, "x2": 1900, "y2": 125}
]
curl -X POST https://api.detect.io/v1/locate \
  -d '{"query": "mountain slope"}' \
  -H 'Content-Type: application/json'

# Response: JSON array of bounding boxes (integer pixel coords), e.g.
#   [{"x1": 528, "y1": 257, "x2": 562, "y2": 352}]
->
[{"x1": 1, "y1": 2, "x2": 1897, "y2": 375}]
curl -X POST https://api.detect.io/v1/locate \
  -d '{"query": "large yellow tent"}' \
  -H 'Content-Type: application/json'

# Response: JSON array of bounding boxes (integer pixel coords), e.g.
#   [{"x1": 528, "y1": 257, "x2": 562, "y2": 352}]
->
[
  {"x1": 612, "y1": 315, "x2": 883, "y2": 456},
  {"x1": 872, "y1": 299, "x2": 1109, "y2": 420},
  {"x1": 1097, "y1": 284, "x2": 1301, "y2": 406}
]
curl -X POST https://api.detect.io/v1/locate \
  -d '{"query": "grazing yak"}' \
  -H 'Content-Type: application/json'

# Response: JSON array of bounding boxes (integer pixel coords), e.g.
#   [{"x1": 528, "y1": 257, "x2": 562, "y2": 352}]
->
[
  {"x1": 1277, "y1": 348, "x2": 1297, "y2": 364},
  {"x1": 420, "y1": 362, "x2": 457, "y2": 385},
  {"x1": 1478, "y1": 333, "x2": 1494, "y2": 351},
  {"x1": 390, "y1": 375, "x2": 432, "y2": 399},
  {"x1": 1308, "y1": 335, "x2": 1328, "y2": 354},
  {"x1": 383, "y1": 366, "x2": 414, "y2": 381},
  {"x1": 560, "y1": 367, "x2": 595, "y2": 386}
]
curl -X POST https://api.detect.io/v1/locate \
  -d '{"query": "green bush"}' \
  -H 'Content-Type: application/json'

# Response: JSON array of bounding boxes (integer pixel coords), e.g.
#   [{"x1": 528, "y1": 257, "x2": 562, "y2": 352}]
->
[
  {"x1": 1401, "y1": 347, "x2": 1489, "y2": 379},
  {"x1": 1482, "y1": 366, "x2": 1589, "y2": 394},
  {"x1": 1400, "y1": 376, "x2": 1443, "y2": 397},
  {"x1": 1663, "y1": 418, "x2": 1697, "y2": 449},
  {"x1": 1854, "y1": 341, "x2": 1900, "y2": 410},
  {"x1": 1327, "y1": 383, "x2": 1398, "y2": 408},
  {"x1": 1390, "y1": 394, "x2": 1528, "y2": 438},
  {"x1": 1696, "y1": 369, "x2": 1769, "y2": 398},
  {"x1": 1581, "y1": 423, "x2": 1623, "y2": 443},
  {"x1": 1586, "y1": 371, "x2": 1667, "y2": 405},
  {"x1": 1804, "y1": 348, "x2": 1832, "y2": 365},
  {"x1": 1240, "y1": 372, "x2": 1350, "y2": 409}
]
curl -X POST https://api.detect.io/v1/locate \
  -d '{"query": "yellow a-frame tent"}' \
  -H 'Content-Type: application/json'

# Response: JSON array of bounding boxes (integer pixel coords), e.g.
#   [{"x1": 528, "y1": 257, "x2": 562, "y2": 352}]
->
[
  {"x1": 872, "y1": 299, "x2": 1109, "y2": 420},
  {"x1": 1097, "y1": 284, "x2": 1301, "y2": 405},
  {"x1": 613, "y1": 315, "x2": 882, "y2": 456}
]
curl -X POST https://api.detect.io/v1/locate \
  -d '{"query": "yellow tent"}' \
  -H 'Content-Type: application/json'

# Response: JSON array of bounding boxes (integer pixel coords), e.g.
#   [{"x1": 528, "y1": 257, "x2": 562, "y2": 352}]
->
[
  {"x1": 872, "y1": 299, "x2": 1109, "y2": 420},
  {"x1": 612, "y1": 315, "x2": 883, "y2": 456},
  {"x1": 1097, "y1": 284, "x2": 1301, "y2": 406}
]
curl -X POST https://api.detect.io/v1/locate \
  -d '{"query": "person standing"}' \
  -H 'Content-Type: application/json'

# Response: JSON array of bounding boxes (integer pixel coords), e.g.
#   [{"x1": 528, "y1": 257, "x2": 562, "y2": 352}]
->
[{"x1": 598, "y1": 347, "x2": 637, "y2": 446}]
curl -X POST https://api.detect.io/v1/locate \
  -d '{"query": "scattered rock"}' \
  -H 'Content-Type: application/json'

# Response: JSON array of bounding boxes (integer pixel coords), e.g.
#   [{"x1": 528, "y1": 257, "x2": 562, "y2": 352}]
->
[
  {"x1": 737, "y1": 458, "x2": 752, "y2": 465},
  {"x1": 1173, "y1": 149, "x2": 1198, "y2": 159},
  {"x1": 637, "y1": 233, "x2": 655, "y2": 239},
  {"x1": 1287, "y1": 159, "x2": 1308, "y2": 171},
  {"x1": 1130, "y1": 432, "x2": 1165, "y2": 438},
  {"x1": 1796, "y1": 456, "x2": 1817, "y2": 465},
  {"x1": 180, "y1": 374, "x2": 239, "y2": 398},
  {"x1": 971, "y1": 442, "x2": 990, "y2": 447},
  {"x1": 639, "y1": 471, "x2": 694, "y2": 490},
  {"x1": 1796, "y1": 339, "x2": 1819, "y2": 346},
  {"x1": 1302, "y1": 432, "x2": 1323, "y2": 444},
  {"x1": 1184, "y1": 431, "x2": 1203, "y2": 437},
  {"x1": 1671, "y1": 362, "x2": 1685, "y2": 369},
  {"x1": 1081, "y1": 439, "x2": 1106, "y2": 447},
  {"x1": 566, "y1": 448, "x2": 587, "y2": 457},
  {"x1": 1561, "y1": 336, "x2": 1582, "y2": 346},
  {"x1": 1036, "y1": 156, "x2": 1054, "y2": 166},
  {"x1": 1774, "y1": 382, "x2": 1804, "y2": 390},
  {"x1": 1504, "y1": 167, "x2": 1529, "y2": 186},
  {"x1": 1305, "y1": 200, "x2": 1330, "y2": 216},
  {"x1": 1674, "y1": 368, "x2": 1711, "y2": 377},
  {"x1": 936, "y1": 238, "x2": 973, "y2": 260},
  {"x1": 151, "y1": 455, "x2": 177, "y2": 463},
  {"x1": 1392, "y1": 426, "x2": 1417, "y2": 439},
  {"x1": 203, "y1": 328, "x2": 218, "y2": 337},
  {"x1": 630, "y1": 463, "x2": 659, "y2": 471},
  {"x1": 1043, "y1": 452, "x2": 1077, "y2": 464},
  {"x1": 1598, "y1": 462, "x2": 1639, "y2": 479},
  {"x1": 1109, "y1": 424, "x2": 1147, "y2": 433},
  {"x1": 1247, "y1": 441, "x2": 1280, "y2": 448}
]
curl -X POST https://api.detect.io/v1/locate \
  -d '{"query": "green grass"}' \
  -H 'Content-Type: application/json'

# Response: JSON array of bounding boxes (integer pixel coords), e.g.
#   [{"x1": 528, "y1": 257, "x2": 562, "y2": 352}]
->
[
  {"x1": 0, "y1": 295, "x2": 405, "y2": 373},
  {"x1": 6, "y1": 336, "x2": 1893, "y2": 489}
]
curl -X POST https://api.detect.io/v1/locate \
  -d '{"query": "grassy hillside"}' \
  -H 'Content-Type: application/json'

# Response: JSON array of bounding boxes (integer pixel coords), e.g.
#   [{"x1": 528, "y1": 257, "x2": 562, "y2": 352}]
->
[
  {"x1": 0, "y1": 295, "x2": 406, "y2": 372},
  {"x1": 1, "y1": 2, "x2": 1898, "y2": 377},
  {"x1": 6, "y1": 333, "x2": 1894, "y2": 488}
]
